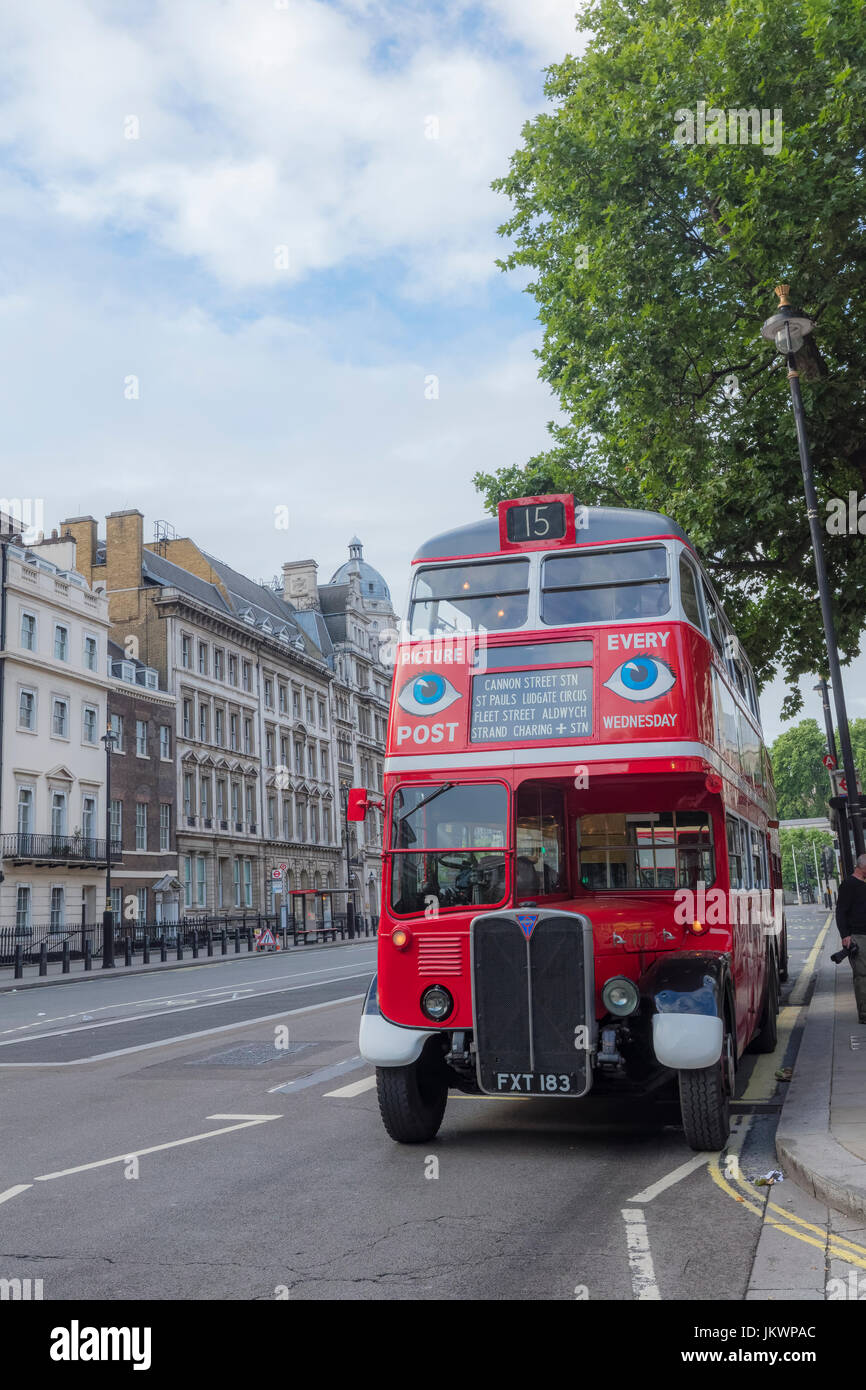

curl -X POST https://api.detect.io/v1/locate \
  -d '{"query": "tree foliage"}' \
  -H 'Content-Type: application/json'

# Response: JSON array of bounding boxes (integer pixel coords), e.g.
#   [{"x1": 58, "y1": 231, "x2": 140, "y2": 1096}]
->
[
  {"x1": 477, "y1": 0, "x2": 866, "y2": 711},
  {"x1": 770, "y1": 716, "x2": 866, "y2": 817},
  {"x1": 779, "y1": 825, "x2": 834, "y2": 888}
]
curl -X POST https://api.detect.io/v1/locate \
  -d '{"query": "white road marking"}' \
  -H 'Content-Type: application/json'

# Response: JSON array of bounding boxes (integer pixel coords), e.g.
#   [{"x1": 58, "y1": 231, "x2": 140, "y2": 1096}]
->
[
  {"x1": 628, "y1": 1154, "x2": 709, "y2": 1203},
  {"x1": 0, "y1": 953, "x2": 376, "y2": 1034},
  {"x1": 0, "y1": 994, "x2": 366, "y2": 1065},
  {"x1": 621, "y1": 1208, "x2": 661, "y2": 1300},
  {"x1": 0, "y1": 1184, "x2": 32, "y2": 1205},
  {"x1": 34, "y1": 1115, "x2": 282, "y2": 1182},
  {"x1": 0, "y1": 973, "x2": 372, "y2": 1047},
  {"x1": 324, "y1": 1073, "x2": 377, "y2": 1098},
  {"x1": 208, "y1": 1113, "x2": 279, "y2": 1120}
]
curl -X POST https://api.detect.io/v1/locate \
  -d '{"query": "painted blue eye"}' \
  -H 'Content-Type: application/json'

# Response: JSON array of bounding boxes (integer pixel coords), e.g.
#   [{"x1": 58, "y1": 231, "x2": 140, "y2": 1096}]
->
[
  {"x1": 397, "y1": 673, "x2": 460, "y2": 716},
  {"x1": 604, "y1": 657, "x2": 676, "y2": 703}
]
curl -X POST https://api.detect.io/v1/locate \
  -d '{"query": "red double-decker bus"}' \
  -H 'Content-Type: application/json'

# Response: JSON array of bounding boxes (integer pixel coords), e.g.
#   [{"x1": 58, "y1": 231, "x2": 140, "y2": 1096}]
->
[{"x1": 354, "y1": 495, "x2": 787, "y2": 1151}]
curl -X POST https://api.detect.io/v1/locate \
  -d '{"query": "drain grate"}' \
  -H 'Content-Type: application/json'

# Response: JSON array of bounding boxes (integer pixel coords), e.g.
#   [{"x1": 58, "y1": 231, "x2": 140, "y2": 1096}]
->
[{"x1": 186, "y1": 1041, "x2": 319, "y2": 1068}]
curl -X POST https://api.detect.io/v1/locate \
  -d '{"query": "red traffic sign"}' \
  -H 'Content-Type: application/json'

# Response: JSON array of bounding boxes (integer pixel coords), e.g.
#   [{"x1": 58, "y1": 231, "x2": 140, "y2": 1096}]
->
[
  {"x1": 279, "y1": 862, "x2": 288, "y2": 871},
  {"x1": 822, "y1": 753, "x2": 837, "y2": 770},
  {"x1": 839, "y1": 776, "x2": 848, "y2": 794},
  {"x1": 271, "y1": 868, "x2": 282, "y2": 880}
]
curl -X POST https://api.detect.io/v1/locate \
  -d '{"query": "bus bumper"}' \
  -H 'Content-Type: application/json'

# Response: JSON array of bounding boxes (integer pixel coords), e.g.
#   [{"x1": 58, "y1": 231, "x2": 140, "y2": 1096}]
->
[{"x1": 358, "y1": 975, "x2": 435, "y2": 1067}]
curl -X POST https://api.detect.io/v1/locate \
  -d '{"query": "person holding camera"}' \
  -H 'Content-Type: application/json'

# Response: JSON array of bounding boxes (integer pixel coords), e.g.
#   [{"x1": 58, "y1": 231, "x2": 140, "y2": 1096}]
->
[{"x1": 835, "y1": 853, "x2": 866, "y2": 1023}]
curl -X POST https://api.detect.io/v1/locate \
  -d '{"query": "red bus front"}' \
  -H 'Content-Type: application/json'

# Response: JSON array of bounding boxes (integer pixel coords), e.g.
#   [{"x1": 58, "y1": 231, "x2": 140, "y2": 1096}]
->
[{"x1": 358, "y1": 496, "x2": 784, "y2": 1150}]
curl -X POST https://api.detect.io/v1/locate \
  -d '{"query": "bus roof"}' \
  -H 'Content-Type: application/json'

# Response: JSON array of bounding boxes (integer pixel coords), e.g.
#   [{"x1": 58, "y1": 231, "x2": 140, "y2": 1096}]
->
[{"x1": 412, "y1": 504, "x2": 692, "y2": 562}]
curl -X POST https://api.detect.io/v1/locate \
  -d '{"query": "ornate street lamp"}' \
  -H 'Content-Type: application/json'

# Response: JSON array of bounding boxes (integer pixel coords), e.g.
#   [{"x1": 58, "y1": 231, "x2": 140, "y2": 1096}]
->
[{"x1": 761, "y1": 286, "x2": 865, "y2": 859}]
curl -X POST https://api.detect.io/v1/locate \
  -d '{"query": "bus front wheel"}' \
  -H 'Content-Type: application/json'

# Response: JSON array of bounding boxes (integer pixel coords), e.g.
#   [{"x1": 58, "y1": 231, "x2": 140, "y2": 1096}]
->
[
  {"x1": 376, "y1": 1038, "x2": 448, "y2": 1143},
  {"x1": 678, "y1": 1021, "x2": 734, "y2": 1152}
]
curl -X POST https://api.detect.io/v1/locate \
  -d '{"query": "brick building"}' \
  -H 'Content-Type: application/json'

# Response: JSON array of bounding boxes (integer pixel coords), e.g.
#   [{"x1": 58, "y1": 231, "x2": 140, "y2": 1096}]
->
[{"x1": 105, "y1": 640, "x2": 179, "y2": 926}]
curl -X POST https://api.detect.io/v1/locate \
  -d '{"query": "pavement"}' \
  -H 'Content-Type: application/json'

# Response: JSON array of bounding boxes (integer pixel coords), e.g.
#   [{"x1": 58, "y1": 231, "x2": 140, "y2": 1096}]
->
[{"x1": 775, "y1": 913, "x2": 866, "y2": 1224}]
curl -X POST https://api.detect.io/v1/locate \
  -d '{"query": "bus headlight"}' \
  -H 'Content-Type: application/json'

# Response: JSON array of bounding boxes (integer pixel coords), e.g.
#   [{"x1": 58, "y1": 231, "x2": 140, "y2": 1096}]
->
[
  {"x1": 420, "y1": 985, "x2": 453, "y2": 1021},
  {"x1": 602, "y1": 977, "x2": 640, "y2": 1018}
]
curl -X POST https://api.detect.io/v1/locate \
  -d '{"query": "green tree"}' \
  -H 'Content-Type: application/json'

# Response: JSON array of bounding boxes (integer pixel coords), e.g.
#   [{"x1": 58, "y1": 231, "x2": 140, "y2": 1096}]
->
[
  {"x1": 779, "y1": 825, "x2": 835, "y2": 891},
  {"x1": 770, "y1": 715, "x2": 866, "y2": 816},
  {"x1": 770, "y1": 719, "x2": 828, "y2": 818},
  {"x1": 477, "y1": 0, "x2": 866, "y2": 711}
]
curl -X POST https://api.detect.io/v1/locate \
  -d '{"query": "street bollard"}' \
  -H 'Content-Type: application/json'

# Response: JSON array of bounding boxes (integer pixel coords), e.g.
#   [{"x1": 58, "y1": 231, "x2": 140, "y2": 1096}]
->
[
  {"x1": 62, "y1": 940, "x2": 70, "y2": 974},
  {"x1": 14, "y1": 944, "x2": 23, "y2": 979},
  {"x1": 84, "y1": 940, "x2": 92, "y2": 971},
  {"x1": 234, "y1": 928, "x2": 240, "y2": 954},
  {"x1": 221, "y1": 929, "x2": 227, "y2": 956},
  {"x1": 39, "y1": 942, "x2": 48, "y2": 976},
  {"x1": 247, "y1": 928, "x2": 253, "y2": 952},
  {"x1": 143, "y1": 935, "x2": 150, "y2": 965},
  {"x1": 192, "y1": 930, "x2": 199, "y2": 959},
  {"x1": 177, "y1": 936, "x2": 184, "y2": 961},
  {"x1": 207, "y1": 930, "x2": 213, "y2": 957},
  {"x1": 124, "y1": 936, "x2": 132, "y2": 967}
]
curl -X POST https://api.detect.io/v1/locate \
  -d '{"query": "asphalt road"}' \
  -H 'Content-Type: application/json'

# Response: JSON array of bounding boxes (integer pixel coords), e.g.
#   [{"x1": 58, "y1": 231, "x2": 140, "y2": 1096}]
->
[{"x1": 0, "y1": 909, "x2": 833, "y2": 1300}]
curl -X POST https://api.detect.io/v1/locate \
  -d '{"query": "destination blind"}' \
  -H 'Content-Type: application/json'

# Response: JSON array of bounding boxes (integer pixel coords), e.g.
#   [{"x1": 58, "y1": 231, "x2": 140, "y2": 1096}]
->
[{"x1": 470, "y1": 667, "x2": 593, "y2": 742}]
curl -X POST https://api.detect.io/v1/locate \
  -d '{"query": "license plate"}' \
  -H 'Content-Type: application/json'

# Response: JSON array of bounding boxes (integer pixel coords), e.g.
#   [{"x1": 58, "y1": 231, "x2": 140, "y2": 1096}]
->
[{"x1": 490, "y1": 1071, "x2": 579, "y2": 1094}]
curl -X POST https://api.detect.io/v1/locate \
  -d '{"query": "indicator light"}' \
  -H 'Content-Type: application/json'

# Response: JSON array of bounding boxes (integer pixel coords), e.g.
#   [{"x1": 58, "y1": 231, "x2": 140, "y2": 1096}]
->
[
  {"x1": 688, "y1": 919, "x2": 707, "y2": 935},
  {"x1": 391, "y1": 928, "x2": 411, "y2": 950}
]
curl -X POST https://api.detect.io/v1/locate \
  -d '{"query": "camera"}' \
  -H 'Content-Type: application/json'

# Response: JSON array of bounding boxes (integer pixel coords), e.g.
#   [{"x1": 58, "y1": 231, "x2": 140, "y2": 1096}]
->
[{"x1": 831, "y1": 940, "x2": 860, "y2": 964}]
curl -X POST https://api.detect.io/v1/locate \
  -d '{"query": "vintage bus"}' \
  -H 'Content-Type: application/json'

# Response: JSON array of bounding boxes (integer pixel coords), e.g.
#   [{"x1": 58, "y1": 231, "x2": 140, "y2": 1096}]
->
[{"x1": 354, "y1": 495, "x2": 787, "y2": 1151}]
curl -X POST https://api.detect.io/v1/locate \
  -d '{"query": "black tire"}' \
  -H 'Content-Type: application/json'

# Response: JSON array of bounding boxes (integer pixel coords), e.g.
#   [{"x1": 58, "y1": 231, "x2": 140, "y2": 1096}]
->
[
  {"x1": 778, "y1": 920, "x2": 789, "y2": 983},
  {"x1": 749, "y1": 955, "x2": 779, "y2": 1054},
  {"x1": 376, "y1": 1038, "x2": 448, "y2": 1143},
  {"x1": 678, "y1": 1019, "x2": 734, "y2": 1151}
]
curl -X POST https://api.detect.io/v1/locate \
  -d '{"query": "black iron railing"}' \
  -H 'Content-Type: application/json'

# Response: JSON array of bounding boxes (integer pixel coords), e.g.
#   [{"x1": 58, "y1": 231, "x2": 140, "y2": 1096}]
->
[
  {"x1": 0, "y1": 833, "x2": 122, "y2": 863},
  {"x1": 0, "y1": 912, "x2": 379, "y2": 969}
]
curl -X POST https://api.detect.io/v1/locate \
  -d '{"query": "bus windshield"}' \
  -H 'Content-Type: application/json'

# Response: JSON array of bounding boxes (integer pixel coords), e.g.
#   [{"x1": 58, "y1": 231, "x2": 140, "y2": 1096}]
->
[
  {"x1": 409, "y1": 560, "x2": 530, "y2": 636},
  {"x1": 390, "y1": 782, "x2": 508, "y2": 914}
]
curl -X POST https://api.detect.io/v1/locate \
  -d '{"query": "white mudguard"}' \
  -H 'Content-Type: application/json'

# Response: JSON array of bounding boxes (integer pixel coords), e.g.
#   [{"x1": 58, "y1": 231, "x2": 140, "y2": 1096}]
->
[
  {"x1": 652, "y1": 1013, "x2": 723, "y2": 1070},
  {"x1": 358, "y1": 976, "x2": 435, "y2": 1067}
]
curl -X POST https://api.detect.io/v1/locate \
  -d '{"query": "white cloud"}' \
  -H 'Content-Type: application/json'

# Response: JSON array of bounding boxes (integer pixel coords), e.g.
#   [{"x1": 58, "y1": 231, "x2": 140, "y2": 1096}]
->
[
  {"x1": 3, "y1": 0, "x2": 576, "y2": 296},
  {"x1": 0, "y1": 278, "x2": 562, "y2": 604}
]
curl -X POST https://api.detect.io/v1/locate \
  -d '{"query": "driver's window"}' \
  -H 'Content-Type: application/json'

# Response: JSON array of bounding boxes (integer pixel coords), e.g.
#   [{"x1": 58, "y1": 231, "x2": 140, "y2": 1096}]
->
[{"x1": 515, "y1": 784, "x2": 567, "y2": 899}]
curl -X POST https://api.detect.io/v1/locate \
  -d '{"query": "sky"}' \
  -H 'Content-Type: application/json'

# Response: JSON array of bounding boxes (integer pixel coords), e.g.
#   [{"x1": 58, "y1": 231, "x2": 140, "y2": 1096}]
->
[{"x1": 2, "y1": 0, "x2": 862, "y2": 749}]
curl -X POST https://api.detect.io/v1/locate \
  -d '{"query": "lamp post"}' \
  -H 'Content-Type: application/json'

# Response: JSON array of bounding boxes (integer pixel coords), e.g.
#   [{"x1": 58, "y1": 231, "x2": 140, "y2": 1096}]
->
[
  {"x1": 100, "y1": 723, "x2": 117, "y2": 968},
  {"x1": 761, "y1": 285, "x2": 865, "y2": 860},
  {"x1": 813, "y1": 677, "x2": 838, "y2": 768},
  {"x1": 340, "y1": 785, "x2": 356, "y2": 940}
]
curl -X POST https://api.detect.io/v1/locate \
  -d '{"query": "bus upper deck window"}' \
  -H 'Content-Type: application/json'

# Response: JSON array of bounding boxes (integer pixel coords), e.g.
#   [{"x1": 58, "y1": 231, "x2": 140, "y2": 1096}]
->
[
  {"x1": 702, "y1": 582, "x2": 726, "y2": 659},
  {"x1": 678, "y1": 554, "x2": 704, "y2": 630},
  {"x1": 541, "y1": 545, "x2": 670, "y2": 626},
  {"x1": 409, "y1": 560, "x2": 530, "y2": 636}
]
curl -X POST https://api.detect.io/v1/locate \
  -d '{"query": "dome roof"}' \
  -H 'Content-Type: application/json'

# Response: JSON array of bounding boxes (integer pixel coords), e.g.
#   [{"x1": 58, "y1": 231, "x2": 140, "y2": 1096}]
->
[{"x1": 330, "y1": 538, "x2": 391, "y2": 603}]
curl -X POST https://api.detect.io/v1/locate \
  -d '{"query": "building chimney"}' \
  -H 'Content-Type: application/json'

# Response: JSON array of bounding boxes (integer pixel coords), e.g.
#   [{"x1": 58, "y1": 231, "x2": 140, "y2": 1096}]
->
[
  {"x1": 105, "y1": 509, "x2": 144, "y2": 594},
  {"x1": 282, "y1": 559, "x2": 320, "y2": 610},
  {"x1": 60, "y1": 516, "x2": 98, "y2": 581}
]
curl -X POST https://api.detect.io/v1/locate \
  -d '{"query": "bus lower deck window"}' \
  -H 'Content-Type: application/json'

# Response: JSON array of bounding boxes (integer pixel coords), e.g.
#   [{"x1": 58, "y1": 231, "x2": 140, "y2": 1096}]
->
[{"x1": 577, "y1": 811, "x2": 714, "y2": 890}]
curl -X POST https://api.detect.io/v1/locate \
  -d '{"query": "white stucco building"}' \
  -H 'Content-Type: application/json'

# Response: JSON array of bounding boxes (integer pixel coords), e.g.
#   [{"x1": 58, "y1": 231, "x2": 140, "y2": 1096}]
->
[{"x1": 0, "y1": 538, "x2": 112, "y2": 930}]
